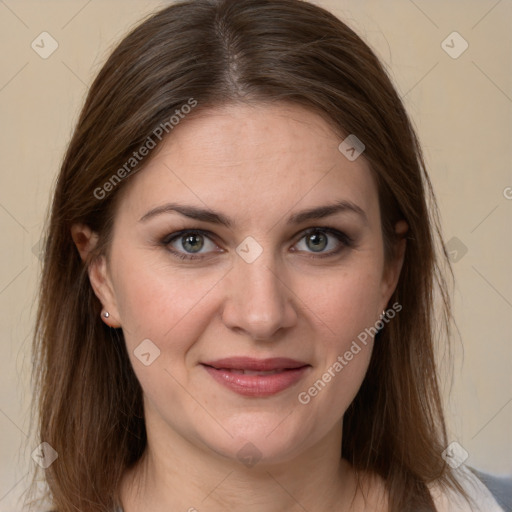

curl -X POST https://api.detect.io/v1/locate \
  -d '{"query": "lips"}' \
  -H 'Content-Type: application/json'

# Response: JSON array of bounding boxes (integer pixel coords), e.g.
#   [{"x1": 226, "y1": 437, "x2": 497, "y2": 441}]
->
[{"x1": 201, "y1": 357, "x2": 310, "y2": 397}]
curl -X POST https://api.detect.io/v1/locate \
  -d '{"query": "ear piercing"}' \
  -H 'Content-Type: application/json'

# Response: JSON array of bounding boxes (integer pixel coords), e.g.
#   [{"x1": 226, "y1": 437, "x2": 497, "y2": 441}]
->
[{"x1": 376, "y1": 310, "x2": 387, "y2": 334}]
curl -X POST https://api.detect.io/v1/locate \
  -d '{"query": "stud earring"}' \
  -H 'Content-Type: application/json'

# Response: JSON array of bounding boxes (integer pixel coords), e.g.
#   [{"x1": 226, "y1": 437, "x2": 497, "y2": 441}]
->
[
  {"x1": 102, "y1": 311, "x2": 110, "y2": 318},
  {"x1": 376, "y1": 310, "x2": 386, "y2": 334}
]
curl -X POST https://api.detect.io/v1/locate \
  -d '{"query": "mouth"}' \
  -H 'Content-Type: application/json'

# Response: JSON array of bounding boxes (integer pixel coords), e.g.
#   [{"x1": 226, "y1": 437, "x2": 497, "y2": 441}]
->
[
  {"x1": 213, "y1": 368, "x2": 287, "y2": 375},
  {"x1": 201, "y1": 357, "x2": 311, "y2": 397}
]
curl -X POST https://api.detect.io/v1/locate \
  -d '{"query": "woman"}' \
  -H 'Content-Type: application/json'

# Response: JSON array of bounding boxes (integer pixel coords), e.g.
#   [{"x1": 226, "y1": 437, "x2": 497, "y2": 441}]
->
[{"x1": 30, "y1": 0, "x2": 508, "y2": 511}]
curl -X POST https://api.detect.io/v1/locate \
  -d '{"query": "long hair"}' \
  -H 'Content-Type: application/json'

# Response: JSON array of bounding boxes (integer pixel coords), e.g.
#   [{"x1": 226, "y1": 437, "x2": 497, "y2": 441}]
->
[{"x1": 30, "y1": 1, "x2": 464, "y2": 510}]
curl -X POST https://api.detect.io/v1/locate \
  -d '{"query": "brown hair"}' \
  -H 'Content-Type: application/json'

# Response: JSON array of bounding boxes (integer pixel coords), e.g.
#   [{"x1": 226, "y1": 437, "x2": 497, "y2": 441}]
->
[{"x1": 30, "y1": 0, "x2": 466, "y2": 510}]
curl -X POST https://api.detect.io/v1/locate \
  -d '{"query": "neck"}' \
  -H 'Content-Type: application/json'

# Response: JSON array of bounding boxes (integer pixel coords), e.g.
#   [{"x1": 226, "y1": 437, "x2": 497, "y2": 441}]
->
[{"x1": 119, "y1": 415, "x2": 365, "y2": 512}]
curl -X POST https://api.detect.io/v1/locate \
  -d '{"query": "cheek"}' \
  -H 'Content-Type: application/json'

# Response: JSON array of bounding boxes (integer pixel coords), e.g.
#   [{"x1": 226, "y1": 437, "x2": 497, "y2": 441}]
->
[
  {"x1": 112, "y1": 254, "x2": 225, "y2": 355},
  {"x1": 113, "y1": 262, "x2": 221, "y2": 411},
  {"x1": 303, "y1": 265, "x2": 383, "y2": 342},
  {"x1": 296, "y1": 267, "x2": 382, "y2": 403}
]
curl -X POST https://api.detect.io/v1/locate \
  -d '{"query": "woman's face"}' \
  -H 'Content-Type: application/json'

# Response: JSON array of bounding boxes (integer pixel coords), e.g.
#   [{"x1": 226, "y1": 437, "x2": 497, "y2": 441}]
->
[{"x1": 88, "y1": 102, "x2": 405, "y2": 466}]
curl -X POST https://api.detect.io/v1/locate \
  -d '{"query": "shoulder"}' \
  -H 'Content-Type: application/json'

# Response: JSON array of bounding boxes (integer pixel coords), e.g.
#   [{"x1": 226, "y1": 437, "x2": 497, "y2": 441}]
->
[
  {"x1": 44, "y1": 508, "x2": 123, "y2": 512},
  {"x1": 44, "y1": 509, "x2": 123, "y2": 512},
  {"x1": 429, "y1": 466, "x2": 510, "y2": 512}
]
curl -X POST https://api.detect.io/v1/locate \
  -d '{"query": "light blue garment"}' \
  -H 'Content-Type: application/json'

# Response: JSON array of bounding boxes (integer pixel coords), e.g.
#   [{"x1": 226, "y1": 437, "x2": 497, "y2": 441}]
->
[{"x1": 471, "y1": 469, "x2": 512, "y2": 512}]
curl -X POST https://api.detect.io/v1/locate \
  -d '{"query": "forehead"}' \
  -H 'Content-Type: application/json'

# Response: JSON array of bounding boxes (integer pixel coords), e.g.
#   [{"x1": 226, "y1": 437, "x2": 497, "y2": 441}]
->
[{"x1": 115, "y1": 102, "x2": 380, "y2": 228}]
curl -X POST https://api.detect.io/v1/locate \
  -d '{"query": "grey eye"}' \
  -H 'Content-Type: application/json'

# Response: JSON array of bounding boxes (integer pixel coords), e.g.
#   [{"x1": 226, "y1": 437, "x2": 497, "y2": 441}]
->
[
  {"x1": 181, "y1": 233, "x2": 205, "y2": 253},
  {"x1": 305, "y1": 231, "x2": 328, "y2": 252}
]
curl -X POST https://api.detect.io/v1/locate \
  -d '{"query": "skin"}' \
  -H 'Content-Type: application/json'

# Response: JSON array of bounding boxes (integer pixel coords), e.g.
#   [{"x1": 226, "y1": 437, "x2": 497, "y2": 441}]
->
[{"x1": 72, "y1": 102, "x2": 408, "y2": 511}]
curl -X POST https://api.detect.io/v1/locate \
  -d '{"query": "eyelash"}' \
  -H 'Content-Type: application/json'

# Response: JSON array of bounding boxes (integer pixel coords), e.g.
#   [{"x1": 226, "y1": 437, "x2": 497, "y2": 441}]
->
[{"x1": 160, "y1": 227, "x2": 354, "y2": 261}]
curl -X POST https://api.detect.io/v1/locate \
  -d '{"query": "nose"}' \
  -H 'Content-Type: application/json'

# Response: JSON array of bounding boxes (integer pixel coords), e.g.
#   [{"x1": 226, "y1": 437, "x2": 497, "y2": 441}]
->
[{"x1": 221, "y1": 251, "x2": 298, "y2": 341}]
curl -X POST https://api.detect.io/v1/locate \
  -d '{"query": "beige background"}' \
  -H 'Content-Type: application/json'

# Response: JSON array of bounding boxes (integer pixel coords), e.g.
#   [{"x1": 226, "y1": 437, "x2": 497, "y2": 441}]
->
[{"x1": 0, "y1": 0, "x2": 511, "y2": 509}]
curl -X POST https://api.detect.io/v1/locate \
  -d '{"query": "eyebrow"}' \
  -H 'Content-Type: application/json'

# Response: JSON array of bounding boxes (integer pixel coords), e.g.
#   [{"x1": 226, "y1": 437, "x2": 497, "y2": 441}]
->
[{"x1": 138, "y1": 200, "x2": 368, "y2": 227}]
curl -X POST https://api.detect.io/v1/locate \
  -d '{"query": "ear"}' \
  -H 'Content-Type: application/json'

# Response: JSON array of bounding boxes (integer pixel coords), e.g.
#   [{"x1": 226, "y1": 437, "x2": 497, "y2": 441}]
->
[
  {"x1": 71, "y1": 223, "x2": 122, "y2": 328},
  {"x1": 379, "y1": 219, "x2": 408, "y2": 313}
]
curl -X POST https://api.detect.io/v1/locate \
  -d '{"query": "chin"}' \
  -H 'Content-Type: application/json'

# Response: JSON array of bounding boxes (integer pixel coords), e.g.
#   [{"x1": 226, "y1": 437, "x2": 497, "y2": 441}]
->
[{"x1": 197, "y1": 411, "x2": 320, "y2": 468}]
